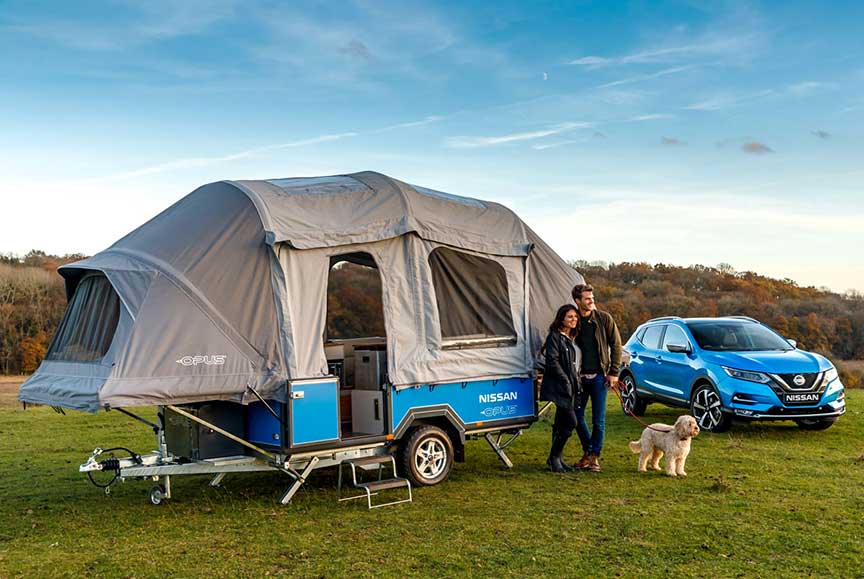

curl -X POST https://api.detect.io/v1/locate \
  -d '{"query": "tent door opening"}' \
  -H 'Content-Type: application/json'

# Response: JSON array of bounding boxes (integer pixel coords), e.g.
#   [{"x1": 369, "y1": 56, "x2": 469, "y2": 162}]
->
[{"x1": 325, "y1": 252, "x2": 389, "y2": 441}]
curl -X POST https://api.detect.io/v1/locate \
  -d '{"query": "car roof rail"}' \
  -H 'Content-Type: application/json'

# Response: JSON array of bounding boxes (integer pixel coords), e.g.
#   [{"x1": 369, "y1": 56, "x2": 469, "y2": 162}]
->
[
  {"x1": 727, "y1": 315, "x2": 758, "y2": 322},
  {"x1": 647, "y1": 316, "x2": 682, "y2": 322}
]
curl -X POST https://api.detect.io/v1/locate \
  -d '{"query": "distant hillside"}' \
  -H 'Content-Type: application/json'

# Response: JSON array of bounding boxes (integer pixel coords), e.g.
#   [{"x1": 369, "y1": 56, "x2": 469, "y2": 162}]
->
[{"x1": 1, "y1": 251, "x2": 861, "y2": 386}]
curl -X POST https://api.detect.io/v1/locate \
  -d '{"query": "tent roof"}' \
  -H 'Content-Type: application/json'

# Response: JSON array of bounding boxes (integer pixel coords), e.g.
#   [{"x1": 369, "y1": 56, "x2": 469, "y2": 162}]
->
[{"x1": 230, "y1": 171, "x2": 532, "y2": 256}]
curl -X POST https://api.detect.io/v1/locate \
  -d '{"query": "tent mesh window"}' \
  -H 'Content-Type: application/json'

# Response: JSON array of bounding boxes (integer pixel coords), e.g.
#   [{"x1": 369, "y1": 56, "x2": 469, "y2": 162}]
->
[
  {"x1": 46, "y1": 274, "x2": 121, "y2": 362},
  {"x1": 429, "y1": 247, "x2": 516, "y2": 348},
  {"x1": 327, "y1": 252, "x2": 386, "y2": 340}
]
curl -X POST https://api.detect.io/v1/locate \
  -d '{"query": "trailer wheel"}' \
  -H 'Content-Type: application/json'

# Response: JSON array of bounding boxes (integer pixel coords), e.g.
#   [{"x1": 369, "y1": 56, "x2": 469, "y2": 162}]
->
[
  {"x1": 149, "y1": 484, "x2": 167, "y2": 506},
  {"x1": 398, "y1": 425, "x2": 454, "y2": 486}
]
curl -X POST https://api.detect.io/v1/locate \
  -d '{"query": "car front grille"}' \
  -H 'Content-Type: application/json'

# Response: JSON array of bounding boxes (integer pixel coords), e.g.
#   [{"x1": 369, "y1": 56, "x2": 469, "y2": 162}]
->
[{"x1": 771, "y1": 372, "x2": 822, "y2": 391}]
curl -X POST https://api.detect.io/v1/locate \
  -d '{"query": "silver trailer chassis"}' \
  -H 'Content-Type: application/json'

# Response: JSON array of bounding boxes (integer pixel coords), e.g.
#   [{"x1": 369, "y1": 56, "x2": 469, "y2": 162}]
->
[{"x1": 80, "y1": 404, "x2": 526, "y2": 505}]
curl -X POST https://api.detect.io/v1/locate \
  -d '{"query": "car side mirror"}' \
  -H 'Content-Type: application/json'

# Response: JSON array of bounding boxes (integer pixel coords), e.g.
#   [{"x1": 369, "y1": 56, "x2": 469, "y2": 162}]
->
[
  {"x1": 666, "y1": 343, "x2": 691, "y2": 354},
  {"x1": 786, "y1": 339, "x2": 797, "y2": 349}
]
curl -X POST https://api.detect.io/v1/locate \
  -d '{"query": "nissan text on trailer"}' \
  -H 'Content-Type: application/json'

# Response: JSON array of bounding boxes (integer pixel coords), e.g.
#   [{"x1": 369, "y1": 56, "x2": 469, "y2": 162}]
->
[{"x1": 19, "y1": 171, "x2": 581, "y2": 506}]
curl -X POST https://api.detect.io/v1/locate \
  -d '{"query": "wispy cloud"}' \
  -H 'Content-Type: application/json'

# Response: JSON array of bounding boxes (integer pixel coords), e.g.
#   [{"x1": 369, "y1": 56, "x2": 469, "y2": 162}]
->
[
  {"x1": 685, "y1": 89, "x2": 774, "y2": 111},
  {"x1": 107, "y1": 133, "x2": 358, "y2": 180},
  {"x1": 104, "y1": 113, "x2": 442, "y2": 179},
  {"x1": 531, "y1": 138, "x2": 589, "y2": 151},
  {"x1": 370, "y1": 115, "x2": 444, "y2": 133},
  {"x1": 742, "y1": 140, "x2": 773, "y2": 154},
  {"x1": 7, "y1": 1, "x2": 239, "y2": 50},
  {"x1": 811, "y1": 130, "x2": 831, "y2": 140},
  {"x1": 629, "y1": 113, "x2": 674, "y2": 122},
  {"x1": 594, "y1": 66, "x2": 695, "y2": 89},
  {"x1": 566, "y1": 35, "x2": 759, "y2": 69},
  {"x1": 662, "y1": 137, "x2": 685, "y2": 146},
  {"x1": 788, "y1": 81, "x2": 836, "y2": 96},
  {"x1": 446, "y1": 122, "x2": 592, "y2": 149}
]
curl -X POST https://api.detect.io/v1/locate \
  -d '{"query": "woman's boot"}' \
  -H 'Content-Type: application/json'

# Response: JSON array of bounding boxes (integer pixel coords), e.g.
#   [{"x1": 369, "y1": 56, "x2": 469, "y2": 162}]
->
[{"x1": 546, "y1": 431, "x2": 573, "y2": 472}]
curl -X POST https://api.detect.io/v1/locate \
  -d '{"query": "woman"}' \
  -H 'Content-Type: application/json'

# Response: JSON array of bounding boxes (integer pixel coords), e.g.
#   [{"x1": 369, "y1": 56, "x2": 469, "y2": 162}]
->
[{"x1": 539, "y1": 304, "x2": 582, "y2": 473}]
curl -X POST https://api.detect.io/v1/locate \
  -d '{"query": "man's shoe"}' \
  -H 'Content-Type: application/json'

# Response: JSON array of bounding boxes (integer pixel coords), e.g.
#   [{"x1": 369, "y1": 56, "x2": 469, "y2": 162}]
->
[
  {"x1": 574, "y1": 453, "x2": 591, "y2": 470},
  {"x1": 587, "y1": 454, "x2": 601, "y2": 473}
]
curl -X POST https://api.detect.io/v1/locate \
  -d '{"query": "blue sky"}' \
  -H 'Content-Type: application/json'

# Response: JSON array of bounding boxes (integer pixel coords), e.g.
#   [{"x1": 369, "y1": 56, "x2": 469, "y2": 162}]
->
[{"x1": 1, "y1": 0, "x2": 862, "y2": 292}]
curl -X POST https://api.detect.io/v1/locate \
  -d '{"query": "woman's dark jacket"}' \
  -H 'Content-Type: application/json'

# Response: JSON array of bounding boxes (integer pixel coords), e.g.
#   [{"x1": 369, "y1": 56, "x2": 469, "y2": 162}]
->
[{"x1": 539, "y1": 331, "x2": 581, "y2": 410}]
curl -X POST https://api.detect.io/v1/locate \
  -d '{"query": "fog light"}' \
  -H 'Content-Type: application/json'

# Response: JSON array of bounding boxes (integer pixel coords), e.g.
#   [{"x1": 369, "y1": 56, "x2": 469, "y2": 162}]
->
[
  {"x1": 734, "y1": 409, "x2": 754, "y2": 416},
  {"x1": 837, "y1": 391, "x2": 845, "y2": 402},
  {"x1": 732, "y1": 394, "x2": 756, "y2": 405}
]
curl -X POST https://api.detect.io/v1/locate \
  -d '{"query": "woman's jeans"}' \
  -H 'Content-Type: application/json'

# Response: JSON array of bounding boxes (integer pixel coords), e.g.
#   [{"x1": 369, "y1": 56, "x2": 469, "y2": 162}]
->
[{"x1": 575, "y1": 374, "x2": 608, "y2": 456}]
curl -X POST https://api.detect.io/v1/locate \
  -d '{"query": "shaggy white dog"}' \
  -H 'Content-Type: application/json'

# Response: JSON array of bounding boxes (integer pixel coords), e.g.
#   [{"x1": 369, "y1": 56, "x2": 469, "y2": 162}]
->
[{"x1": 628, "y1": 415, "x2": 700, "y2": 477}]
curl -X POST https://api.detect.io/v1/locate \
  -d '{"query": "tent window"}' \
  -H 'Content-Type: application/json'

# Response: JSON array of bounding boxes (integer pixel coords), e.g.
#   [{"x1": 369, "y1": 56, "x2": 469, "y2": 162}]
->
[
  {"x1": 46, "y1": 274, "x2": 120, "y2": 362},
  {"x1": 326, "y1": 252, "x2": 386, "y2": 340},
  {"x1": 428, "y1": 247, "x2": 516, "y2": 349}
]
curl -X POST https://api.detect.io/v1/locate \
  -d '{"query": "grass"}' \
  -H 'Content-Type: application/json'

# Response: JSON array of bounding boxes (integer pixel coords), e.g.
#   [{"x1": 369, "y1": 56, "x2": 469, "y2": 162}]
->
[{"x1": 1, "y1": 380, "x2": 862, "y2": 578}]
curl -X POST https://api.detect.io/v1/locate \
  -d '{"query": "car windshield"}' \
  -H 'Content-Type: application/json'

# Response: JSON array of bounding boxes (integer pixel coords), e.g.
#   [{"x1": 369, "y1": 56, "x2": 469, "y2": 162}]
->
[{"x1": 685, "y1": 321, "x2": 794, "y2": 352}]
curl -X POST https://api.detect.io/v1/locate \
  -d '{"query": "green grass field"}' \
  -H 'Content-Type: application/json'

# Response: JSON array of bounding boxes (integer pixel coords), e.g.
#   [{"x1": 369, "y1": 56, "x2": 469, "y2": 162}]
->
[{"x1": 1, "y1": 383, "x2": 862, "y2": 578}]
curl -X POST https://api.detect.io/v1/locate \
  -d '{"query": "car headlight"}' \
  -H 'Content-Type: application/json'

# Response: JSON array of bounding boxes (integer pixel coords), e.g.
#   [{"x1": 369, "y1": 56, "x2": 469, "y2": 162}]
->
[
  {"x1": 722, "y1": 366, "x2": 770, "y2": 383},
  {"x1": 824, "y1": 367, "x2": 839, "y2": 383}
]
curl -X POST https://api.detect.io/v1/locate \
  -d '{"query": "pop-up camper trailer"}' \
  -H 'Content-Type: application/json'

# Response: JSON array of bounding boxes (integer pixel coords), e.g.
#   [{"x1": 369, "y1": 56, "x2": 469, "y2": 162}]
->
[{"x1": 19, "y1": 171, "x2": 581, "y2": 507}]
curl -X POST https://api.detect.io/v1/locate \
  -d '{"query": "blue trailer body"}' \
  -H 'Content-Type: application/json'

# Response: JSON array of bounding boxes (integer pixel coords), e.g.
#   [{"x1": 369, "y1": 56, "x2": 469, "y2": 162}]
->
[
  {"x1": 391, "y1": 377, "x2": 534, "y2": 430},
  {"x1": 246, "y1": 376, "x2": 535, "y2": 451}
]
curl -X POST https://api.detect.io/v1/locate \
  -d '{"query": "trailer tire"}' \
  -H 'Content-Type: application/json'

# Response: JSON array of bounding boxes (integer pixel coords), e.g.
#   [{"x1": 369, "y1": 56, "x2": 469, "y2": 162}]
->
[
  {"x1": 398, "y1": 425, "x2": 454, "y2": 487},
  {"x1": 149, "y1": 484, "x2": 167, "y2": 506}
]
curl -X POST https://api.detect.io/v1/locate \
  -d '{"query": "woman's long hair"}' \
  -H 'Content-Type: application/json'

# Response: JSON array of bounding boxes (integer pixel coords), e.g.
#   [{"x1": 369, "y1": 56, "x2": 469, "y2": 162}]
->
[{"x1": 549, "y1": 304, "x2": 578, "y2": 337}]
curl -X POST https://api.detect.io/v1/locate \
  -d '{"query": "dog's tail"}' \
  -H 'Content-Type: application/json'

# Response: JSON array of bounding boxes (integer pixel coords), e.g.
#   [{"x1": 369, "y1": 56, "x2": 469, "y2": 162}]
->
[{"x1": 628, "y1": 440, "x2": 641, "y2": 454}]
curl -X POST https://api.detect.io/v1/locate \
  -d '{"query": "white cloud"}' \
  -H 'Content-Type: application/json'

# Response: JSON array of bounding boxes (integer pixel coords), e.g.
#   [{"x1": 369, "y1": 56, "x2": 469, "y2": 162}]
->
[
  {"x1": 685, "y1": 89, "x2": 774, "y2": 111},
  {"x1": 594, "y1": 66, "x2": 695, "y2": 89},
  {"x1": 7, "y1": 1, "x2": 239, "y2": 50},
  {"x1": 628, "y1": 113, "x2": 674, "y2": 122},
  {"x1": 446, "y1": 122, "x2": 592, "y2": 148},
  {"x1": 105, "y1": 133, "x2": 359, "y2": 180},
  {"x1": 566, "y1": 34, "x2": 760, "y2": 69},
  {"x1": 787, "y1": 81, "x2": 836, "y2": 95}
]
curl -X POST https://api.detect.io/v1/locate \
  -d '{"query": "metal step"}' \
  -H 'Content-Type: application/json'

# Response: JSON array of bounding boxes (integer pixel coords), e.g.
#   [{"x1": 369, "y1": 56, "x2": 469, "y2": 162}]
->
[
  {"x1": 346, "y1": 455, "x2": 395, "y2": 468},
  {"x1": 337, "y1": 453, "x2": 412, "y2": 509},
  {"x1": 358, "y1": 478, "x2": 409, "y2": 492}
]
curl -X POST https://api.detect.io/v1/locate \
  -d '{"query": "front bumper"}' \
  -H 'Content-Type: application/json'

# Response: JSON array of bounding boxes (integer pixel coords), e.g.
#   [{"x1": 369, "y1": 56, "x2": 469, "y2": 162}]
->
[{"x1": 716, "y1": 374, "x2": 846, "y2": 420}]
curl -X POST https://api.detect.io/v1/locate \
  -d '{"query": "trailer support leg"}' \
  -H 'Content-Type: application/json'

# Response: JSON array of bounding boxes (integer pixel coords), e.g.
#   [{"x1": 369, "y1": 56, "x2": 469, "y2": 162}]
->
[
  {"x1": 484, "y1": 431, "x2": 522, "y2": 469},
  {"x1": 278, "y1": 456, "x2": 320, "y2": 505},
  {"x1": 164, "y1": 475, "x2": 172, "y2": 499},
  {"x1": 210, "y1": 473, "x2": 226, "y2": 487}
]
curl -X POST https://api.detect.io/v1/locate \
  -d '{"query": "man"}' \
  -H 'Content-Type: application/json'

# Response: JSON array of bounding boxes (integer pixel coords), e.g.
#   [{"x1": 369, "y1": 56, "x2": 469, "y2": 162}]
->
[{"x1": 571, "y1": 283, "x2": 622, "y2": 473}]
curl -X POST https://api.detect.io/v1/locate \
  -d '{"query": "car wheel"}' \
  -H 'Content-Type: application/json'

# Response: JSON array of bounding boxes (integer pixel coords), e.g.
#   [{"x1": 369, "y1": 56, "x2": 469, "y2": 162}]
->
[
  {"x1": 619, "y1": 374, "x2": 648, "y2": 416},
  {"x1": 794, "y1": 417, "x2": 838, "y2": 431},
  {"x1": 398, "y1": 425, "x2": 454, "y2": 486},
  {"x1": 690, "y1": 383, "x2": 732, "y2": 433}
]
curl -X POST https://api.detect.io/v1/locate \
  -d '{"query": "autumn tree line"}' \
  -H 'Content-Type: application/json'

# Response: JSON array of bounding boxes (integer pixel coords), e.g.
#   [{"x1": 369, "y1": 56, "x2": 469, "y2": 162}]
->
[
  {"x1": 0, "y1": 251, "x2": 86, "y2": 374},
  {"x1": 1, "y1": 251, "x2": 862, "y2": 386}
]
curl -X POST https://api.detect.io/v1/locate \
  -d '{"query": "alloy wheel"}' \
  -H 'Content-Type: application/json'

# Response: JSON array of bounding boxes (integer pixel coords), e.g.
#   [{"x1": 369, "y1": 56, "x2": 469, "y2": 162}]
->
[
  {"x1": 621, "y1": 376, "x2": 637, "y2": 412},
  {"x1": 414, "y1": 438, "x2": 448, "y2": 480},
  {"x1": 692, "y1": 387, "x2": 723, "y2": 430}
]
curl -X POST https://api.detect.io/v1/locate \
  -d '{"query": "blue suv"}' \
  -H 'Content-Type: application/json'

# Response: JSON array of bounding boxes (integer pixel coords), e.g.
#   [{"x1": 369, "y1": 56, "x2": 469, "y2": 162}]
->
[{"x1": 619, "y1": 316, "x2": 846, "y2": 432}]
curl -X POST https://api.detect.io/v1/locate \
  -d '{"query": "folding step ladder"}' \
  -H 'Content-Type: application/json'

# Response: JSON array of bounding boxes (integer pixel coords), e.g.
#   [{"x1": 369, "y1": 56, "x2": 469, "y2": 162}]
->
[{"x1": 337, "y1": 455, "x2": 412, "y2": 509}]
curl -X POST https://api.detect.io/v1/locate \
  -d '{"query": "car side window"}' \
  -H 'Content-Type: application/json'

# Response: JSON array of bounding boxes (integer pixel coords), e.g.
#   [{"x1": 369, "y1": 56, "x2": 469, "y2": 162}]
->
[
  {"x1": 640, "y1": 325, "x2": 664, "y2": 350},
  {"x1": 662, "y1": 325, "x2": 690, "y2": 351}
]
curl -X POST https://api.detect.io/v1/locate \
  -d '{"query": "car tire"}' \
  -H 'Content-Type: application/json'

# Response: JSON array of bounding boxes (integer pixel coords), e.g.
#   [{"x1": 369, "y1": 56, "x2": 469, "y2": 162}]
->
[
  {"x1": 794, "y1": 417, "x2": 838, "y2": 431},
  {"x1": 398, "y1": 425, "x2": 454, "y2": 487},
  {"x1": 619, "y1": 374, "x2": 648, "y2": 417},
  {"x1": 690, "y1": 383, "x2": 732, "y2": 433}
]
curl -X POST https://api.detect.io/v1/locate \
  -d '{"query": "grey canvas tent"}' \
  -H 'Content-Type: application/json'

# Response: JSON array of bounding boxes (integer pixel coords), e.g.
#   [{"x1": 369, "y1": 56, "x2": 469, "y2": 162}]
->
[{"x1": 20, "y1": 171, "x2": 582, "y2": 412}]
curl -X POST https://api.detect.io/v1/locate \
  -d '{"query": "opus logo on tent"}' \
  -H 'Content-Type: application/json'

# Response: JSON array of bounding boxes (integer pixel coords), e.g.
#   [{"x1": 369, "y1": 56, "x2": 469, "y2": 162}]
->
[{"x1": 176, "y1": 355, "x2": 227, "y2": 367}]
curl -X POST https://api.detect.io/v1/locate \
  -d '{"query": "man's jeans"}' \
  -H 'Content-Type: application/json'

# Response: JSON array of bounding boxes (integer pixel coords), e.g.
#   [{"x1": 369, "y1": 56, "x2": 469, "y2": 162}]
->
[{"x1": 575, "y1": 374, "x2": 608, "y2": 456}]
